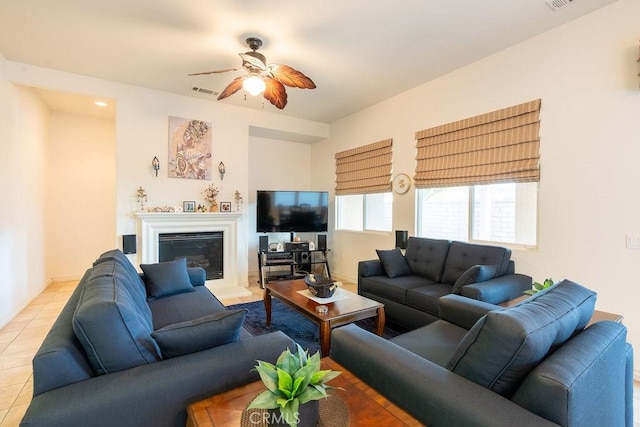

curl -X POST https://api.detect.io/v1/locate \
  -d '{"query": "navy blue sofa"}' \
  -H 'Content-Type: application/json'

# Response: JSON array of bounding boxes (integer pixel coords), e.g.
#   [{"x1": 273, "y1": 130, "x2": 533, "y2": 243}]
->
[
  {"x1": 333, "y1": 280, "x2": 634, "y2": 426},
  {"x1": 21, "y1": 249, "x2": 295, "y2": 427},
  {"x1": 358, "y1": 237, "x2": 532, "y2": 329}
]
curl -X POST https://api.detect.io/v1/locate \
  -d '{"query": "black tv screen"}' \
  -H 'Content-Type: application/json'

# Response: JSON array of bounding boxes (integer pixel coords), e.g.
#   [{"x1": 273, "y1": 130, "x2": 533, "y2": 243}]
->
[{"x1": 257, "y1": 190, "x2": 329, "y2": 233}]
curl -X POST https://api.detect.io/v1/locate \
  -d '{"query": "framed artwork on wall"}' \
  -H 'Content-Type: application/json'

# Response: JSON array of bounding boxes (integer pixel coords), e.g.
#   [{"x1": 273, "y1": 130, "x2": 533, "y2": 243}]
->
[
  {"x1": 168, "y1": 116, "x2": 212, "y2": 180},
  {"x1": 220, "y1": 202, "x2": 231, "y2": 212}
]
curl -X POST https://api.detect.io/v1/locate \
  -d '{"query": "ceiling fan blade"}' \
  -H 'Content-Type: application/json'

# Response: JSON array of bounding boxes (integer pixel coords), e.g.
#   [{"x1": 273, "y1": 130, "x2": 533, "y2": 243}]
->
[
  {"x1": 269, "y1": 64, "x2": 316, "y2": 89},
  {"x1": 217, "y1": 76, "x2": 245, "y2": 101},
  {"x1": 262, "y1": 77, "x2": 288, "y2": 109},
  {"x1": 239, "y1": 53, "x2": 267, "y2": 72},
  {"x1": 188, "y1": 68, "x2": 239, "y2": 76}
]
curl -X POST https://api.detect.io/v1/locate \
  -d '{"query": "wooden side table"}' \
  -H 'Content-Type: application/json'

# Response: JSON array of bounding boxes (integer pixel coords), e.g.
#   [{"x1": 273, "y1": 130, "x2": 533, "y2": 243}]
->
[{"x1": 186, "y1": 358, "x2": 421, "y2": 427}]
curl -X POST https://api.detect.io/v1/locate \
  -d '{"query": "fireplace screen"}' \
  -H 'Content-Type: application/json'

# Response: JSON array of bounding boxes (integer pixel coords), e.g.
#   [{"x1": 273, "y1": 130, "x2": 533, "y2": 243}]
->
[{"x1": 158, "y1": 232, "x2": 223, "y2": 280}]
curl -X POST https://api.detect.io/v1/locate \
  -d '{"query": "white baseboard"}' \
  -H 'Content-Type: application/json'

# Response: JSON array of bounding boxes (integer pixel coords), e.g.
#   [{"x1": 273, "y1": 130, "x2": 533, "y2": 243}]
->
[{"x1": 0, "y1": 278, "x2": 52, "y2": 330}]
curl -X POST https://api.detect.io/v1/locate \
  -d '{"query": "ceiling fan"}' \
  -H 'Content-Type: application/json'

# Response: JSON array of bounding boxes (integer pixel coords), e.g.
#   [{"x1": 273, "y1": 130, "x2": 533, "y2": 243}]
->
[{"x1": 188, "y1": 37, "x2": 316, "y2": 109}]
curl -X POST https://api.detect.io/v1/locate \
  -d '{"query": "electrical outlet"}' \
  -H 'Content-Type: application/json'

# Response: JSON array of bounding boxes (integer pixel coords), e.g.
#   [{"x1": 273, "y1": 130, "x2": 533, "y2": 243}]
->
[
  {"x1": 125, "y1": 219, "x2": 135, "y2": 234},
  {"x1": 626, "y1": 234, "x2": 640, "y2": 250}
]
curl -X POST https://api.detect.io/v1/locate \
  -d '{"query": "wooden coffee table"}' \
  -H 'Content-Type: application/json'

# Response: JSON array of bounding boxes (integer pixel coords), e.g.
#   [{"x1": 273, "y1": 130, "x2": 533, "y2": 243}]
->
[
  {"x1": 264, "y1": 279, "x2": 385, "y2": 357},
  {"x1": 186, "y1": 358, "x2": 421, "y2": 427}
]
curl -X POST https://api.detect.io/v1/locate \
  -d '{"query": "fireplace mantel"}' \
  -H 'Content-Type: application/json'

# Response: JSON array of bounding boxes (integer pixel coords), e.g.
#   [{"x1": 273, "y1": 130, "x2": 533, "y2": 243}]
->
[{"x1": 136, "y1": 212, "x2": 250, "y2": 298}]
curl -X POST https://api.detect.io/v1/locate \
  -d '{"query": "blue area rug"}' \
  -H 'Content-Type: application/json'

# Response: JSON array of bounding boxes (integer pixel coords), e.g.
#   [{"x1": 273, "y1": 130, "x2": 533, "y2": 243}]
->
[{"x1": 227, "y1": 299, "x2": 408, "y2": 354}]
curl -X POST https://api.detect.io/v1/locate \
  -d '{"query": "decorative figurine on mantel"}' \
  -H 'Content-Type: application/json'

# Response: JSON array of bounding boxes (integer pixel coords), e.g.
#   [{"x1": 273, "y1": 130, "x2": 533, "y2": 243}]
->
[
  {"x1": 136, "y1": 186, "x2": 147, "y2": 212},
  {"x1": 234, "y1": 190, "x2": 243, "y2": 212},
  {"x1": 201, "y1": 184, "x2": 219, "y2": 212}
]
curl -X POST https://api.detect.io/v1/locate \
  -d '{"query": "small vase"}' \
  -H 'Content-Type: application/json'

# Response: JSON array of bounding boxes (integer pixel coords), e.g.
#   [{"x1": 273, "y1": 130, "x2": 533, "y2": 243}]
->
[
  {"x1": 209, "y1": 202, "x2": 218, "y2": 212},
  {"x1": 267, "y1": 400, "x2": 319, "y2": 427}
]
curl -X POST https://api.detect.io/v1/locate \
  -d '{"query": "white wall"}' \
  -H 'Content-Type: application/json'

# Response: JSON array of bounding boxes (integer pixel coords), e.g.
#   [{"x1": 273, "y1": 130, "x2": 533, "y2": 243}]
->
[
  {"x1": 0, "y1": 58, "x2": 49, "y2": 326},
  {"x1": 247, "y1": 136, "x2": 313, "y2": 273},
  {"x1": 46, "y1": 112, "x2": 116, "y2": 279},
  {"x1": 311, "y1": 0, "x2": 640, "y2": 371},
  {"x1": 2, "y1": 60, "x2": 329, "y2": 305}
]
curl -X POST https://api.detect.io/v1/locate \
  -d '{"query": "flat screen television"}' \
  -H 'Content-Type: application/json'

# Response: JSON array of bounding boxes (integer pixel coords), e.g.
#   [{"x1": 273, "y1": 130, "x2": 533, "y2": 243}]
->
[{"x1": 257, "y1": 190, "x2": 329, "y2": 233}]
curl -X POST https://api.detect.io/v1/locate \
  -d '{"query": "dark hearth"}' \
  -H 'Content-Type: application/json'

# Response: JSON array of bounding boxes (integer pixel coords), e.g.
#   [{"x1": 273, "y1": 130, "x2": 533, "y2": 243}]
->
[{"x1": 159, "y1": 232, "x2": 223, "y2": 280}]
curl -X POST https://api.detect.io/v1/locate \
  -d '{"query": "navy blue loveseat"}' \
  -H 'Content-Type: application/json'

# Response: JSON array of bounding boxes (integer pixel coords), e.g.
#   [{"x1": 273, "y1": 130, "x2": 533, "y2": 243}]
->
[
  {"x1": 21, "y1": 249, "x2": 294, "y2": 427},
  {"x1": 359, "y1": 237, "x2": 531, "y2": 329},
  {"x1": 333, "y1": 280, "x2": 634, "y2": 426}
]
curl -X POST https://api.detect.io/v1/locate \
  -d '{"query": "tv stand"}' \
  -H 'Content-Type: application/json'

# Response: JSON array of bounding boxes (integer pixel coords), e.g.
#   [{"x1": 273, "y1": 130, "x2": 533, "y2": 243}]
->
[{"x1": 257, "y1": 248, "x2": 331, "y2": 288}]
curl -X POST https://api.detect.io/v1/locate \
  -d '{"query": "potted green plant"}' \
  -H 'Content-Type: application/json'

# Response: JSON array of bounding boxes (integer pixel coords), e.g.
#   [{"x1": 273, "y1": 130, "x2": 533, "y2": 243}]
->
[
  {"x1": 247, "y1": 344, "x2": 341, "y2": 427},
  {"x1": 523, "y1": 278, "x2": 555, "y2": 295}
]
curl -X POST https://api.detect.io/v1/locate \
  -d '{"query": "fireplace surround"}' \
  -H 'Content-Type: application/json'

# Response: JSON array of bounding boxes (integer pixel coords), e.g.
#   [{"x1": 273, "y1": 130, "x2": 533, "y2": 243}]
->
[{"x1": 136, "y1": 212, "x2": 250, "y2": 298}]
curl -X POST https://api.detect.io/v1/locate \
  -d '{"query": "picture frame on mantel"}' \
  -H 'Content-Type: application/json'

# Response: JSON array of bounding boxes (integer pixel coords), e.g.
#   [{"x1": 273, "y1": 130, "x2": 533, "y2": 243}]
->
[
  {"x1": 220, "y1": 202, "x2": 231, "y2": 212},
  {"x1": 183, "y1": 201, "x2": 196, "y2": 212}
]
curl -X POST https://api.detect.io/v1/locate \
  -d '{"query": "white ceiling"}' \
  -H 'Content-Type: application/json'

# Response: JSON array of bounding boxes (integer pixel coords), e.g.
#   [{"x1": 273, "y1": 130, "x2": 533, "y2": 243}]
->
[{"x1": 0, "y1": 0, "x2": 618, "y2": 123}]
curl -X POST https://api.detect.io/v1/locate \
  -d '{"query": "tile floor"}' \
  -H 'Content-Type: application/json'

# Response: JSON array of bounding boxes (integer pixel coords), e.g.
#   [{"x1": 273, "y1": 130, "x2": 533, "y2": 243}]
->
[{"x1": 0, "y1": 278, "x2": 637, "y2": 426}]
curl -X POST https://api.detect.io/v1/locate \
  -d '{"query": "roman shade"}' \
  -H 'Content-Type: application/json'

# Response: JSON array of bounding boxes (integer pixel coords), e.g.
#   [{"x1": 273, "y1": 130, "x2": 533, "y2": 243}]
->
[
  {"x1": 414, "y1": 100, "x2": 541, "y2": 188},
  {"x1": 335, "y1": 138, "x2": 393, "y2": 195}
]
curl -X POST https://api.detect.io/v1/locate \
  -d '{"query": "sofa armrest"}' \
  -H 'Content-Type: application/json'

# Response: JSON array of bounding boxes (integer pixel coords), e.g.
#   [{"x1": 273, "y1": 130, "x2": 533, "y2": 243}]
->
[
  {"x1": 330, "y1": 325, "x2": 556, "y2": 426},
  {"x1": 21, "y1": 332, "x2": 295, "y2": 427},
  {"x1": 358, "y1": 259, "x2": 385, "y2": 278},
  {"x1": 187, "y1": 267, "x2": 206, "y2": 286},
  {"x1": 460, "y1": 273, "x2": 532, "y2": 304},
  {"x1": 438, "y1": 294, "x2": 501, "y2": 330}
]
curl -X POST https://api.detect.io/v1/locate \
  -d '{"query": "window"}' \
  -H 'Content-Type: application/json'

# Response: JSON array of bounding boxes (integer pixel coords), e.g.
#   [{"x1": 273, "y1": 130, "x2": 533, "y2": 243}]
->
[
  {"x1": 417, "y1": 182, "x2": 537, "y2": 246},
  {"x1": 336, "y1": 192, "x2": 392, "y2": 232}
]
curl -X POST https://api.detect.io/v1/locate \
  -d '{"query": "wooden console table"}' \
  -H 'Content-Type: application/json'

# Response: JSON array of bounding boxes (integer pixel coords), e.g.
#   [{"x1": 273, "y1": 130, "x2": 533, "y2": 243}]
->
[{"x1": 186, "y1": 358, "x2": 422, "y2": 427}]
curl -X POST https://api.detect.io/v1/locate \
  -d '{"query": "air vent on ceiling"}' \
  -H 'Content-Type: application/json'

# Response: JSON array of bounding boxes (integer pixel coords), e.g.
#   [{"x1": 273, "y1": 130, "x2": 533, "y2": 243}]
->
[
  {"x1": 545, "y1": 0, "x2": 575, "y2": 11},
  {"x1": 192, "y1": 86, "x2": 220, "y2": 96}
]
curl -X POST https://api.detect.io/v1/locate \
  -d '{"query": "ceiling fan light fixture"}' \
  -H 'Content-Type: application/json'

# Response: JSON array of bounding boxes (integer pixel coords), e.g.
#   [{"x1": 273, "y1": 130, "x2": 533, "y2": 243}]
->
[{"x1": 243, "y1": 74, "x2": 266, "y2": 96}]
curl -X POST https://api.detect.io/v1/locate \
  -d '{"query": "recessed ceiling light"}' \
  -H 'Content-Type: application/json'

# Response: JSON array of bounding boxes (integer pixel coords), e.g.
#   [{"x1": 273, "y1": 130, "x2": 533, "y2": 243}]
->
[{"x1": 94, "y1": 101, "x2": 108, "y2": 107}]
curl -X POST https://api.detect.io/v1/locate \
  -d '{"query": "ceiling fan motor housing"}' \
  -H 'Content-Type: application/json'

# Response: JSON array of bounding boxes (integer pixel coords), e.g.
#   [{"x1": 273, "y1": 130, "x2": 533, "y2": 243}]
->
[{"x1": 246, "y1": 37, "x2": 263, "y2": 51}]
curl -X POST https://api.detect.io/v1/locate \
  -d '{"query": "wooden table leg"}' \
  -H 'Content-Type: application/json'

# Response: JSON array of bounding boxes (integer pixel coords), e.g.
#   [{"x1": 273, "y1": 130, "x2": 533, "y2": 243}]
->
[
  {"x1": 264, "y1": 289, "x2": 272, "y2": 327},
  {"x1": 375, "y1": 307, "x2": 385, "y2": 336},
  {"x1": 319, "y1": 321, "x2": 331, "y2": 357}
]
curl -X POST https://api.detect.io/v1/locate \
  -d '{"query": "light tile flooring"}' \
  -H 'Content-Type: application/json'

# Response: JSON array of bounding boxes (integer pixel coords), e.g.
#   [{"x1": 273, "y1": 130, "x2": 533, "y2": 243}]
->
[{"x1": 0, "y1": 278, "x2": 637, "y2": 426}]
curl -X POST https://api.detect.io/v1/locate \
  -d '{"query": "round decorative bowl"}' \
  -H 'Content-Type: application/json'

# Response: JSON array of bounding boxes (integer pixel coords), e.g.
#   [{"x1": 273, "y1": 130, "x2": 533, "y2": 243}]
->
[{"x1": 304, "y1": 274, "x2": 337, "y2": 298}]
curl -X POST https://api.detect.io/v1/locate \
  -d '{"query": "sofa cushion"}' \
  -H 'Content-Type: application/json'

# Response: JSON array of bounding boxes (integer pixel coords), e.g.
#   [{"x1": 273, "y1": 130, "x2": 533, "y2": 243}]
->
[
  {"x1": 73, "y1": 272, "x2": 162, "y2": 375},
  {"x1": 391, "y1": 320, "x2": 469, "y2": 367},
  {"x1": 451, "y1": 264, "x2": 498, "y2": 294},
  {"x1": 141, "y1": 257, "x2": 195, "y2": 300},
  {"x1": 151, "y1": 309, "x2": 247, "y2": 358},
  {"x1": 406, "y1": 284, "x2": 453, "y2": 316},
  {"x1": 446, "y1": 280, "x2": 596, "y2": 397},
  {"x1": 148, "y1": 285, "x2": 228, "y2": 329},
  {"x1": 404, "y1": 238, "x2": 450, "y2": 282},
  {"x1": 360, "y1": 275, "x2": 436, "y2": 305},
  {"x1": 440, "y1": 241, "x2": 511, "y2": 285},
  {"x1": 91, "y1": 257, "x2": 154, "y2": 331},
  {"x1": 94, "y1": 249, "x2": 147, "y2": 302},
  {"x1": 376, "y1": 248, "x2": 412, "y2": 278}
]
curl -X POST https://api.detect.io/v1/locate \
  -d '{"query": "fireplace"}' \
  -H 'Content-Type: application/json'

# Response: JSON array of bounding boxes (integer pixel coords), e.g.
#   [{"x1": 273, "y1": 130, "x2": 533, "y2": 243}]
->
[
  {"x1": 159, "y1": 232, "x2": 223, "y2": 280},
  {"x1": 136, "y1": 212, "x2": 250, "y2": 298}
]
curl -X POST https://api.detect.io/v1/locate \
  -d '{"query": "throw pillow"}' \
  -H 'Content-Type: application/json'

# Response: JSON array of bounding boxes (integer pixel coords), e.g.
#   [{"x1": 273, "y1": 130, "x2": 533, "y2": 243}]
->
[
  {"x1": 451, "y1": 264, "x2": 498, "y2": 294},
  {"x1": 376, "y1": 248, "x2": 411, "y2": 278},
  {"x1": 141, "y1": 257, "x2": 195, "y2": 300},
  {"x1": 151, "y1": 309, "x2": 247, "y2": 358}
]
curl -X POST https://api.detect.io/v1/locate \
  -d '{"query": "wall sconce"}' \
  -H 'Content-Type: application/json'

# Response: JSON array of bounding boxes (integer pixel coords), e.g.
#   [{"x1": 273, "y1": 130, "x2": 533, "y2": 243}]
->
[
  {"x1": 152, "y1": 156, "x2": 160, "y2": 177},
  {"x1": 395, "y1": 230, "x2": 409, "y2": 250},
  {"x1": 218, "y1": 161, "x2": 226, "y2": 180}
]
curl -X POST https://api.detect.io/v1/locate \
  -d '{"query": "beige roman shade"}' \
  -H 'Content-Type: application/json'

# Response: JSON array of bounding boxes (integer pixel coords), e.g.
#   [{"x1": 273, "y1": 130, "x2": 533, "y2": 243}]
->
[
  {"x1": 414, "y1": 99, "x2": 541, "y2": 188},
  {"x1": 335, "y1": 139, "x2": 393, "y2": 195}
]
